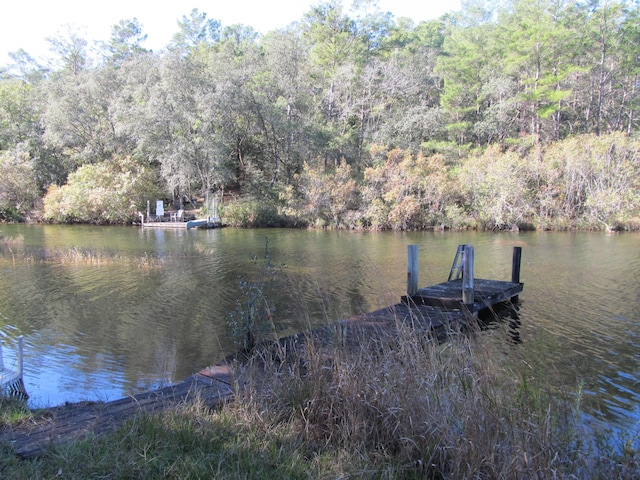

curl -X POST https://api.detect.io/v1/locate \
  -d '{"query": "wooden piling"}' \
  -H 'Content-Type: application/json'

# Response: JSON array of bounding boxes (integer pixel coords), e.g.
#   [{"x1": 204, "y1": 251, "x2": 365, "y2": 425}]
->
[
  {"x1": 462, "y1": 245, "x2": 474, "y2": 305},
  {"x1": 407, "y1": 245, "x2": 419, "y2": 296},
  {"x1": 511, "y1": 246, "x2": 522, "y2": 284},
  {"x1": 511, "y1": 246, "x2": 522, "y2": 303}
]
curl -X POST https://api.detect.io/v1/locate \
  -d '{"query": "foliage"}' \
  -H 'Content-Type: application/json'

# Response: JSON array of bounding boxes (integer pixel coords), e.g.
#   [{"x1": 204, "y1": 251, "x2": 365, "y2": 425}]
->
[
  {"x1": 218, "y1": 134, "x2": 640, "y2": 231},
  {"x1": 141, "y1": 52, "x2": 236, "y2": 200},
  {"x1": 362, "y1": 147, "x2": 454, "y2": 230},
  {"x1": 0, "y1": 146, "x2": 40, "y2": 221},
  {"x1": 0, "y1": 80, "x2": 39, "y2": 152},
  {"x1": 1, "y1": 1, "x2": 640, "y2": 228},
  {"x1": 456, "y1": 145, "x2": 535, "y2": 230},
  {"x1": 298, "y1": 160, "x2": 360, "y2": 229},
  {"x1": 99, "y1": 18, "x2": 149, "y2": 66},
  {"x1": 221, "y1": 199, "x2": 290, "y2": 228},
  {"x1": 540, "y1": 132, "x2": 640, "y2": 230},
  {"x1": 46, "y1": 25, "x2": 90, "y2": 76},
  {"x1": 42, "y1": 156, "x2": 163, "y2": 224}
]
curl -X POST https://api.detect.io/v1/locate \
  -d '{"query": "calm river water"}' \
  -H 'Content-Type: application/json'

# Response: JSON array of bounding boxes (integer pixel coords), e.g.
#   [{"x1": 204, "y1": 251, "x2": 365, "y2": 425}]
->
[{"x1": 0, "y1": 225, "x2": 638, "y2": 431}]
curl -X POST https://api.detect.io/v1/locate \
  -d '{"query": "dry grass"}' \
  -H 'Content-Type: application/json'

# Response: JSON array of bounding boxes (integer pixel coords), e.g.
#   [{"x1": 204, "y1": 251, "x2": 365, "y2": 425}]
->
[
  {"x1": 49, "y1": 247, "x2": 163, "y2": 269},
  {"x1": 2, "y1": 324, "x2": 639, "y2": 478},
  {"x1": 236, "y1": 322, "x2": 639, "y2": 479},
  {"x1": 1, "y1": 244, "x2": 164, "y2": 269},
  {"x1": 0, "y1": 234, "x2": 24, "y2": 249},
  {"x1": 0, "y1": 234, "x2": 24, "y2": 244},
  {"x1": 0, "y1": 231, "x2": 162, "y2": 268}
]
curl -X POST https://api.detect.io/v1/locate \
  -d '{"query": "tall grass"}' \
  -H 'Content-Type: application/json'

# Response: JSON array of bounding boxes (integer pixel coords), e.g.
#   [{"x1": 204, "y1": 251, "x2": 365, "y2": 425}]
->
[
  {"x1": 236, "y1": 323, "x2": 627, "y2": 479},
  {"x1": 0, "y1": 234, "x2": 24, "y2": 249},
  {"x1": 0, "y1": 243, "x2": 164, "y2": 269},
  {"x1": 47, "y1": 247, "x2": 163, "y2": 269},
  {"x1": 1, "y1": 326, "x2": 638, "y2": 478}
]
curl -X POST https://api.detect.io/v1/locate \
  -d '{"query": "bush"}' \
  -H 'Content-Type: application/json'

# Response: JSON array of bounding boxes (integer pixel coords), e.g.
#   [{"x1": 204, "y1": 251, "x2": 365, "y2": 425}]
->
[
  {"x1": 541, "y1": 133, "x2": 640, "y2": 231},
  {"x1": 0, "y1": 146, "x2": 41, "y2": 221},
  {"x1": 43, "y1": 156, "x2": 164, "y2": 224},
  {"x1": 221, "y1": 199, "x2": 295, "y2": 228},
  {"x1": 456, "y1": 145, "x2": 535, "y2": 230}
]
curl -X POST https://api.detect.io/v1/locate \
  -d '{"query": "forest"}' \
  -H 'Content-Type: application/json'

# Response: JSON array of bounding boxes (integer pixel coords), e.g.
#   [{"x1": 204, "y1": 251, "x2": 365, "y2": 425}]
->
[{"x1": 0, "y1": 0, "x2": 639, "y2": 231}]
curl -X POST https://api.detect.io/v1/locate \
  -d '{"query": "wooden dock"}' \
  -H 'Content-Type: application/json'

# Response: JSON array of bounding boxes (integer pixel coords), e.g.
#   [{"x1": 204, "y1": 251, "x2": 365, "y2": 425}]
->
[
  {"x1": 404, "y1": 278, "x2": 523, "y2": 313},
  {"x1": 0, "y1": 369, "x2": 236, "y2": 458},
  {"x1": 0, "y1": 244, "x2": 522, "y2": 458},
  {"x1": 140, "y1": 218, "x2": 222, "y2": 229},
  {"x1": 141, "y1": 221, "x2": 189, "y2": 229},
  {"x1": 139, "y1": 200, "x2": 223, "y2": 230}
]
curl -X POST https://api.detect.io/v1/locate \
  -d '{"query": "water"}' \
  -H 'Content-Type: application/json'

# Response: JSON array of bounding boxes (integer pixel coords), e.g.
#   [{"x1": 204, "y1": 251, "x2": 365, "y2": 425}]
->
[{"x1": 0, "y1": 225, "x2": 638, "y2": 432}]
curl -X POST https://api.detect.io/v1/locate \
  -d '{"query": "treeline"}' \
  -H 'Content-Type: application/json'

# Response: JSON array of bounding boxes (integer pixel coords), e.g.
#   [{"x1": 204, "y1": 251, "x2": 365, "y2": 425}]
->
[
  {"x1": 0, "y1": 0, "x2": 639, "y2": 230},
  {"x1": 219, "y1": 132, "x2": 640, "y2": 231}
]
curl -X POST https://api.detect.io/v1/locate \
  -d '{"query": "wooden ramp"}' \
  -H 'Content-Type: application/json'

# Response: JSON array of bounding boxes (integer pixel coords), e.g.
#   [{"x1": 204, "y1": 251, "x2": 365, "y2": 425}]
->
[{"x1": 1, "y1": 369, "x2": 235, "y2": 458}]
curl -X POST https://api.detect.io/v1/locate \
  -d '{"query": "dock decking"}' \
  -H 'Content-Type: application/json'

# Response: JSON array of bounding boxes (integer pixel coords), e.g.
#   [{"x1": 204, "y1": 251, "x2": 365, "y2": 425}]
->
[
  {"x1": 141, "y1": 218, "x2": 222, "y2": 229},
  {"x1": 142, "y1": 219, "x2": 222, "y2": 230},
  {"x1": 1, "y1": 370, "x2": 236, "y2": 458},
  {"x1": 141, "y1": 221, "x2": 190, "y2": 229},
  {"x1": 404, "y1": 278, "x2": 523, "y2": 313},
  {"x1": 0, "y1": 244, "x2": 523, "y2": 458}
]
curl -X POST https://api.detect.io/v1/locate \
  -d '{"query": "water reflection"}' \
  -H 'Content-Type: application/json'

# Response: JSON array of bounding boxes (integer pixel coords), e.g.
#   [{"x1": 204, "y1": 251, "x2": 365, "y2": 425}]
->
[
  {"x1": 479, "y1": 302, "x2": 523, "y2": 345},
  {"x1": 0, "y1": 226, "x2": 639, "y2": 433}
]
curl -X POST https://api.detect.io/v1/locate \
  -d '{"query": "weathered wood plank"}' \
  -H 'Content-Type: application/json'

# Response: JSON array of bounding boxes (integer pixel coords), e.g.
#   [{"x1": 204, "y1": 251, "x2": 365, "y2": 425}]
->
[
  {"x1": 406, "y1": 278, "x2": 523, "y2": 313},
  {"x1": 0, "y1": 374, "x2": 235, "y2": 458},
  {"x1": 141, "y1": 221, "x2": 188, "y2": 229}
]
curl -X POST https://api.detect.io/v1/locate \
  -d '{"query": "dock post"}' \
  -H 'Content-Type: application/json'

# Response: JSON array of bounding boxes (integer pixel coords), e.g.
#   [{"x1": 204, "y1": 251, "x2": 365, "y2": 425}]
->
[
  {"x1": 511, "y1": 246, "x2": 522, "y2": 284},
  {"x1": 462, "y1": 244, "x2": 474, "y2": 305},
  {"x1": 511, "y1": 246, "x2": 522, "y2": 303},
  {"x1": 407, "y1": 245, "x2": 419, "y2": 297}
]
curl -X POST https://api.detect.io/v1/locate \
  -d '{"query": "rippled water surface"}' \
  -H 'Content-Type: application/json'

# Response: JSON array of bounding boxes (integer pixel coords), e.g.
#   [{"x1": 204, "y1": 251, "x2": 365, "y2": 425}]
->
[{"x1": 0, "y1": 225, "x2": 638, "y2": 430}]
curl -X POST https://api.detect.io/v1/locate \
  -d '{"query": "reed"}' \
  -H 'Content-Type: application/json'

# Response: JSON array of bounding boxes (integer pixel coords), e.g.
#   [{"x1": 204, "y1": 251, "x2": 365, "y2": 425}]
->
[
  {"x1": 237, "y1": 325, "x2": 590, "y2": 479},
  {"x1": 1, "y1": 245, "x2": 164, "y2": 269},
  {"x1": 0, "y1": 234, "x2": 24, "y2": 248}
]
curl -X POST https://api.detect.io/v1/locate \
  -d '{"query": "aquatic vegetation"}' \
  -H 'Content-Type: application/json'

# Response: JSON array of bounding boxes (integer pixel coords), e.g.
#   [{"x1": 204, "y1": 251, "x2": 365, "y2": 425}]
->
[
  {"x1": 0, "y1": 243, "x2": 164, "y2": 269},
  {"x1": 0, "y1": 234, "x2": 23, "y2": 248}
]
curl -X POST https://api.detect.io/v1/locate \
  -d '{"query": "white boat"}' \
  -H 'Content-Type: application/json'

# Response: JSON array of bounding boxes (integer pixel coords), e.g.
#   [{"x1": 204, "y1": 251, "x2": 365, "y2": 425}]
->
[{"x1": 186, "y1": 218, "x2": 222, "y2": 230}]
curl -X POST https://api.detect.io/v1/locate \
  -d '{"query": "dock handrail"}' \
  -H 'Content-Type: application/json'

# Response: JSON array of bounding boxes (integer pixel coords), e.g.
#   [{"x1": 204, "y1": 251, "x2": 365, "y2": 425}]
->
[{"x1": 448, "y1": 244, "x2": 467, "y2": 281}]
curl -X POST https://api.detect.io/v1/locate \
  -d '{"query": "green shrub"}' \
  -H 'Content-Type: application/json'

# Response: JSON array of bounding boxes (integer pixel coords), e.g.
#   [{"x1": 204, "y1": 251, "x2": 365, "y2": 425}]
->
[
  {"x1": 43, "y1": 156, "x2": 164, "y2": 224},
  {"x1": 221, "y1": 199, "x2": 291, "y2": 228},
  {"x1": 0, "y1": 147, "x2": 40, "y2": 221}
]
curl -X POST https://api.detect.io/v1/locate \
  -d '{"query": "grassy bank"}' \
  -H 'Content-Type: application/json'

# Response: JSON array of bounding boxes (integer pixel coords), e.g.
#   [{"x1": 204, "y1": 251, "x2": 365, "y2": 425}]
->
[{"x1": 1, "y1": 325, "x2": 638, "y2": 479}]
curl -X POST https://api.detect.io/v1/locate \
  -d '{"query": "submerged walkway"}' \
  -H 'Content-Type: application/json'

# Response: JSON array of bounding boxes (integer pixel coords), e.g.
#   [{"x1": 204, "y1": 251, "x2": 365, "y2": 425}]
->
[{"x1": 0, "y1": 244, "x2": 523, "y2": 458}]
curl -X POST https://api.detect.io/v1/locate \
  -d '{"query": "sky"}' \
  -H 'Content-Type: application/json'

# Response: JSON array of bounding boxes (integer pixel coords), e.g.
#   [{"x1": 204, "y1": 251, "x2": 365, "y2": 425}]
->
[{"x1": 1, "y1": 0, "x2": 460, "y2": 66}]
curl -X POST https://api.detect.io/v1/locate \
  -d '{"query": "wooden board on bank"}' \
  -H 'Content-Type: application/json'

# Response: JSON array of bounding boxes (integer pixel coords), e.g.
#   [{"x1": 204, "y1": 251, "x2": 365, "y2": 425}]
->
[{"x1": 0, "y1": 370, "x2": 236, "y2": 458}]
